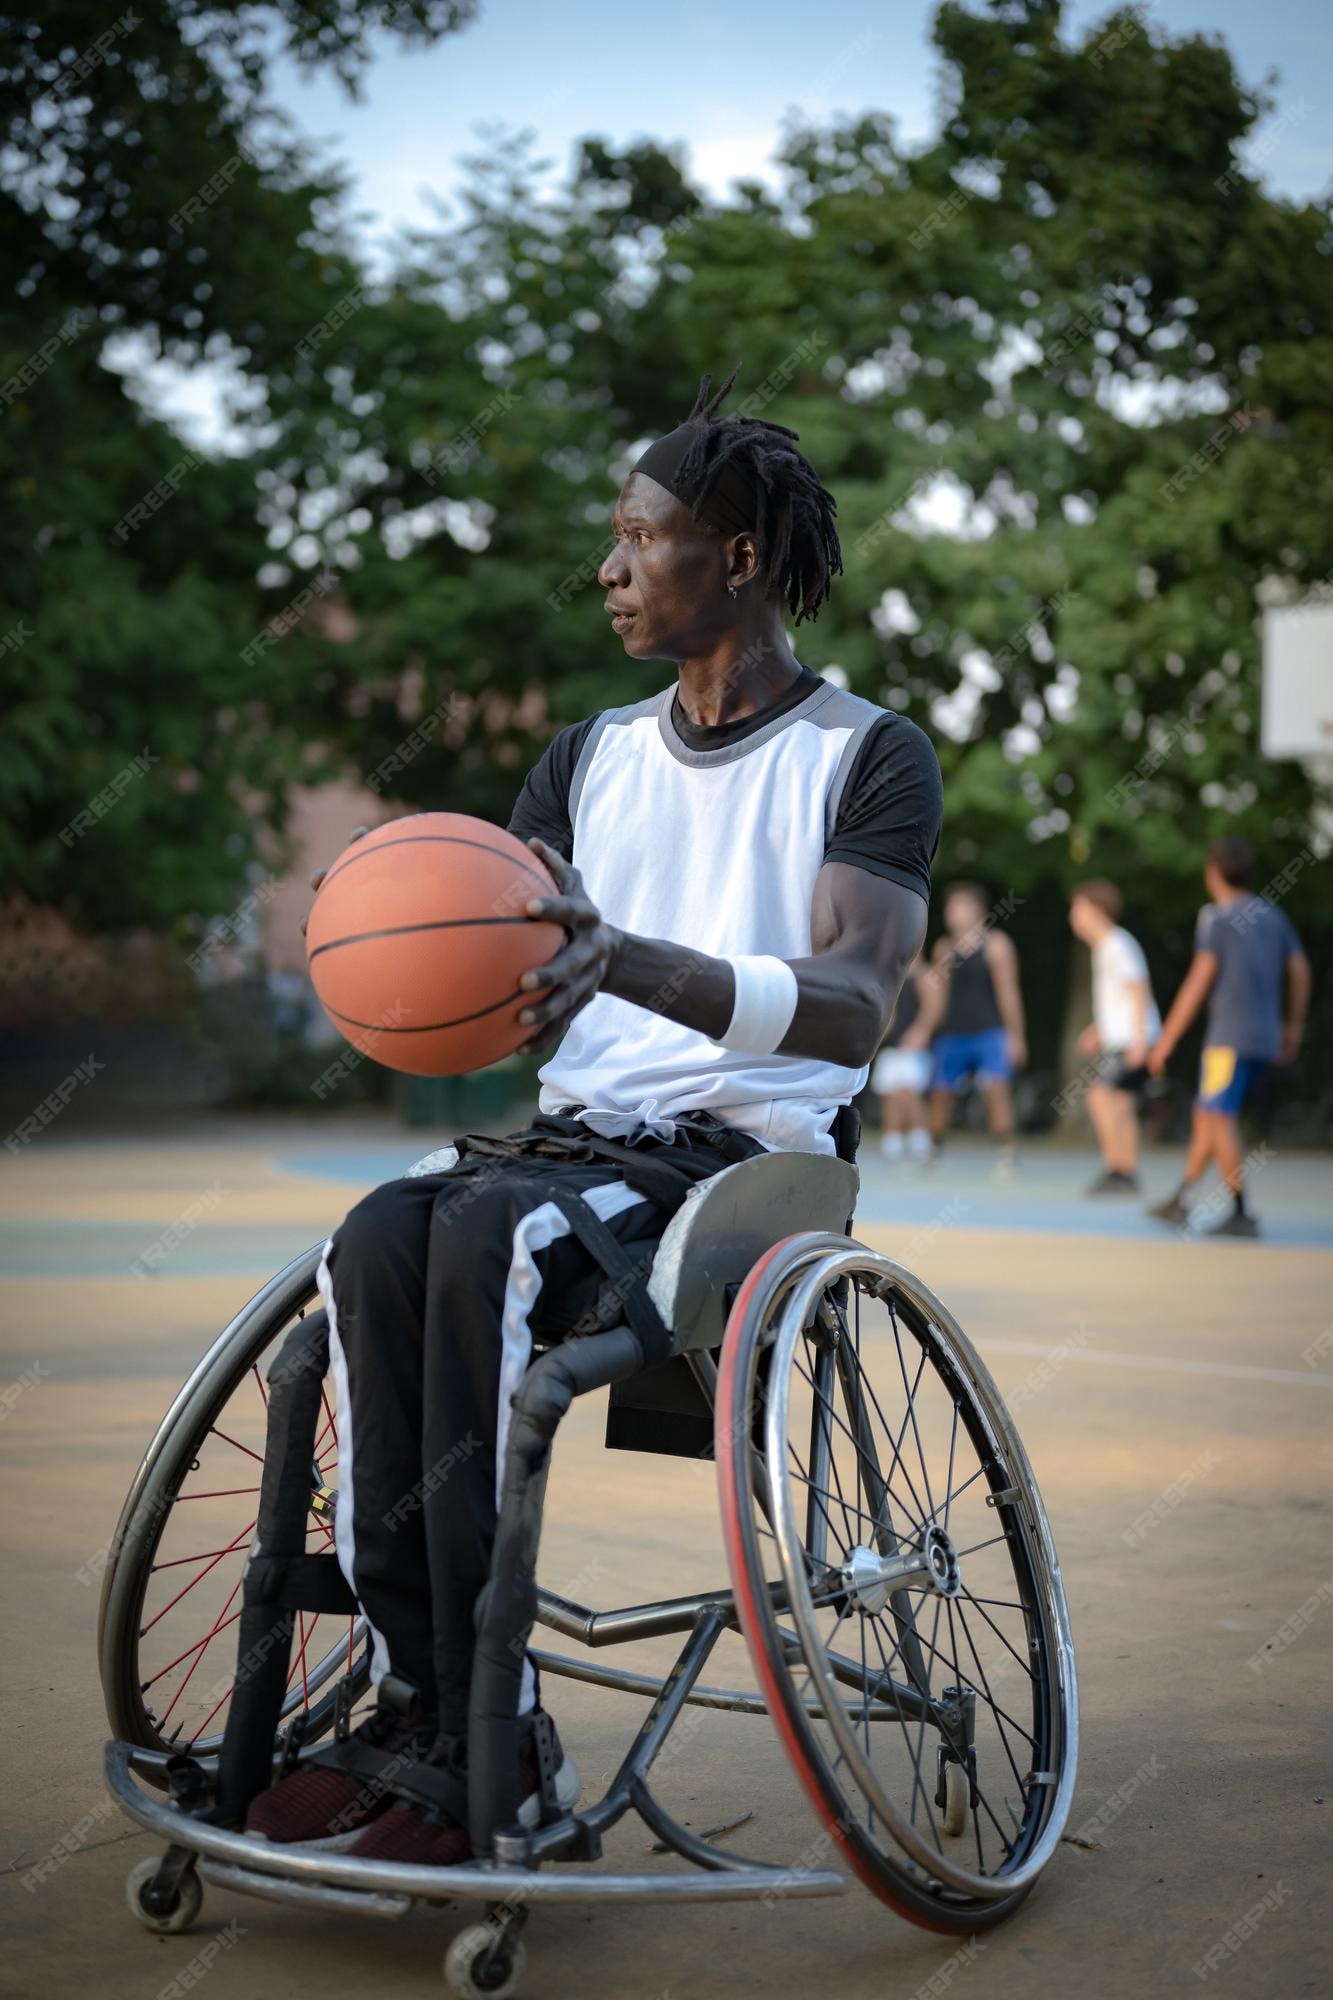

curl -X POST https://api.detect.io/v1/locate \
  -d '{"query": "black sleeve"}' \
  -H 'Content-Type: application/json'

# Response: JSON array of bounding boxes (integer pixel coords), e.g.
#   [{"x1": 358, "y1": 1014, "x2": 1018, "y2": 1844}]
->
[
  {"x1": 824, "y1": 714, "x2": 943, "y2": 905},
  {"x1": 505, "y1": 717, "x2": 599, "y2": 861}
]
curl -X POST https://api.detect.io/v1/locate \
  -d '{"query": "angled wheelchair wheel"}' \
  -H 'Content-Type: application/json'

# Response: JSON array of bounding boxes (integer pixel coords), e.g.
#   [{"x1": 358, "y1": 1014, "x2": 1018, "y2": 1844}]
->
[
  {"x1": 717, "y1": 1232, "x2": 1078, "y2": 1933},
  {"x1": 98, "y1": 1246, "x2": 370, "y2": 1778}
]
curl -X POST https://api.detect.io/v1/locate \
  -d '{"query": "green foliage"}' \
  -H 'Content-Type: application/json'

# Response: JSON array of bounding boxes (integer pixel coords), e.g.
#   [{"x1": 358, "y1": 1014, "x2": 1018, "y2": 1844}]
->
[{"x1": 2, "y1": 0, "x2": 1328, "y2": 955}]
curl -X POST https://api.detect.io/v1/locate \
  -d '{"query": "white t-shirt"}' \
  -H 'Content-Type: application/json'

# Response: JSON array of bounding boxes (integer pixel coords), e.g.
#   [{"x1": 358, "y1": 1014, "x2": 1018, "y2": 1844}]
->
[
  {"x1": 506, "y1": 678, "x2": 941, "y2": 1156},
  {"x1": 1092, "y1": 926, "x2": 1160, "y2": 1052}
]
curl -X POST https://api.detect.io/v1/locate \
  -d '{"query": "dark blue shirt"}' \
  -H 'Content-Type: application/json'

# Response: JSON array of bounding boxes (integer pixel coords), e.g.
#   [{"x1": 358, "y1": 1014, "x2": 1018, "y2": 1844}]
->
[{"x1": 1197, "y1": 898, "x2": 1303, "y2": 1061}]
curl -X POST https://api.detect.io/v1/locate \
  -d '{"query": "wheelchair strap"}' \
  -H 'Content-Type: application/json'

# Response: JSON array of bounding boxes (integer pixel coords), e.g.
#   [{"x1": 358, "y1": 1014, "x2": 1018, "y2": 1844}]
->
[
  {"x1": 242, "y1": 1551, "x2": 357, "y2": 1616},
  {"x1": 546, "y1": 1187, "x2": 675, "y2": 1367},
  {"x1": 302, "y1": 1729, "x2": 464, "y2": 1820},
  {"x1": 377, "y1": 1753, "x2": 469, "y2": 1825}
]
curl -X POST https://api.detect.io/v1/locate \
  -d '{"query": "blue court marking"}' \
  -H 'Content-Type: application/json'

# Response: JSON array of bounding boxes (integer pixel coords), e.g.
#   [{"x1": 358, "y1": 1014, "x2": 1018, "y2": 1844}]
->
[
  {"x1": 0, "y1": 1221, "x2": 322, "y2": 1281},
  {"x1": 274, "y1": 1146, "x2": 427, "y2": 1185},
  {"x1": 851, "y1": 1189, "x2": 1333, "y2": 1250},
  {"x1": 269, "y1": 1147, "x2": 1333, "y2": 1252},
  {"x1": 9, "y1": 1147, "x2": 1327, "y2": 1280}
]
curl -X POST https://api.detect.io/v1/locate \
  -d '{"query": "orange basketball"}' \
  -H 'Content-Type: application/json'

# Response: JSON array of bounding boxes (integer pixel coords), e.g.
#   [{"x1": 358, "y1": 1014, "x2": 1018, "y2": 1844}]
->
[{"x1": 305, "y1": 813, "x2": 564, "y2": 1076}]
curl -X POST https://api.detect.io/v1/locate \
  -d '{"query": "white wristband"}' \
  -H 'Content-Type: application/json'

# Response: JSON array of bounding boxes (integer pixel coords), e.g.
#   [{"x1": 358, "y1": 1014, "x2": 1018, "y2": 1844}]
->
[{"x1": 719, "y1": 955, "x2": 799, "y2": 1055}]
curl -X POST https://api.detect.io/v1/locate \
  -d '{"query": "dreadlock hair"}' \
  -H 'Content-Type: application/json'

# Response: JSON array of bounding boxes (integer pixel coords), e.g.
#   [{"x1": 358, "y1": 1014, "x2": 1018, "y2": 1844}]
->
[{"x1": 672, "y1": 365, "x2": 843, "y2": 625}]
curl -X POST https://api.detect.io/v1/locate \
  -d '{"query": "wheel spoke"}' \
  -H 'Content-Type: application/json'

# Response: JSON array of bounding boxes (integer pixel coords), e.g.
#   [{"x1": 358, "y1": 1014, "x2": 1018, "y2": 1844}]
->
[
  {"x1": 951, "y1": 1602, "x2": 1034, "y2": 1798},
  {"x1": 889, "y1": 1306, "x2": 937, "y2": 1522},
  {"x1": 141, "y1": 1518, "x2": 256, "y2": 1634},
  {"x1": 864, "y1": 1607, "x2": 941, "y2": 1850},
  {"x1": 839, "y1": 1325, "x2": 933, "y2": 1533},
  {"x1": 943, "y1": 1402, "x2": 960, "y2": 1534},
  {"x1": 951, "y1": 1533, "x2": 1008, "y2": 1560},
  {"x1": 141, "y1": 1608, "x2": 242, "y2": 1691},
  {"x1": 171, "y1": 1487, "x2": 261, "y2": 1502},
  {"x1": 157, "y1": 1576, "x2": 245, "y2": 1728},
  {"x1": 793, "y1": 1352, "x2": 926, "y2": 1536},
  {"x1": 208, "y1": 1427, "x2": 265, "y2": 1467},
  {"x1": 938, "y1": 1464, "x2": 986, "y2": 1517}
]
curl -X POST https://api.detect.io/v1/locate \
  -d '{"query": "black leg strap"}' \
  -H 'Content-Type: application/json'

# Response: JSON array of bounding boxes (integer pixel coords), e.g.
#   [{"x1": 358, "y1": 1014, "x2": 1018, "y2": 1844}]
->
[
  {"x1": 548, "y1": 1190, "x2": 674, "y2": 1366},
  {"x1": 381, "y1": 1745, "x2": 469, "y2": 1825}
]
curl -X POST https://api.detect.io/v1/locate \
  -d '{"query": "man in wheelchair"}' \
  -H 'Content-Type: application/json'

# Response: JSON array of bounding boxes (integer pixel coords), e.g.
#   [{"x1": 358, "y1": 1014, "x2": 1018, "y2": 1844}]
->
[{"x1": 247, "y1": 367, "x2": 942, "y2": 1866}]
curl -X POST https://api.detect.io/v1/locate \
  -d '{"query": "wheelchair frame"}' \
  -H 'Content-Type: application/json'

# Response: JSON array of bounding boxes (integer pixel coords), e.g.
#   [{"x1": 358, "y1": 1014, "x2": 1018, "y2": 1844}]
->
[{"x1": 103, "y1": 1148, "x2": 1078, "y2": 1993}]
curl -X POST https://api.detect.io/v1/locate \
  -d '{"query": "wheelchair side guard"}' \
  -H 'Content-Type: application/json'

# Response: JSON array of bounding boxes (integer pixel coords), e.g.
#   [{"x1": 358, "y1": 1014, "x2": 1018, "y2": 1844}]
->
[
  {"x1": 468, "y1": 1325, "x2": 646, "y2": 1858},
  {"x1": 213, "y1": 1311, "x2": 352, "y2": 1825},
  {"x1": 648, "y1": 1152, "x2": 858, "y2": 1357}
]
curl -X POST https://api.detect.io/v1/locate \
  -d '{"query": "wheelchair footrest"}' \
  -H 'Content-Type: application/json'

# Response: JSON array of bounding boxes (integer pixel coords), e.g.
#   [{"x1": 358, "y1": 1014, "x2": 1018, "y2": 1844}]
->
[
  {"x1": 107, "y1": 1742, "x2": 846, "y2": 1905},
  {"x1": 199, "y1": 1858, "x2": 411, "y2": 1920}
]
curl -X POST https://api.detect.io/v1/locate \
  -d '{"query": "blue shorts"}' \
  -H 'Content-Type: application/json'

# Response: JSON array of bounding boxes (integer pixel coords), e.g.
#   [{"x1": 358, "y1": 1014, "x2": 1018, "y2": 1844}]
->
[
  {"x1": 1196, "y1": 1047, "x2": 1272, "y2": 1114},
  {"x1": 932, "y1": 1027, "x2": 1011, "y2": 1090}
]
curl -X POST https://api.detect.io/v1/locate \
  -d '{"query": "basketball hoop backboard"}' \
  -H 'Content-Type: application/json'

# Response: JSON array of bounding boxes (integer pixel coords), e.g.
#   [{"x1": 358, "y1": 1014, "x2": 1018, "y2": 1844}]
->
[{"x1": 1262, "y1": 599, "x2": 1333, "y2": 760}]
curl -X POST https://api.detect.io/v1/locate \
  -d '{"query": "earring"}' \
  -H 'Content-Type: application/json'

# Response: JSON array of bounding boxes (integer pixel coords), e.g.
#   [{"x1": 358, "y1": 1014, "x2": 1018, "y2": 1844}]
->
[{"x1": 727, "y1": 584, "x2": 738, "y2": 600}]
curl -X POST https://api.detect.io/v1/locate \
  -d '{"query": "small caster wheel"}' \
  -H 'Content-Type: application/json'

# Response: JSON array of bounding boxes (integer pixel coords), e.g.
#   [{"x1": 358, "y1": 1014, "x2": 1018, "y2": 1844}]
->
[
  {"x1": 126, "y1": 1856, "x2": 203, "y2": 1933},
  {"x1": 444, "y1": 1923, "x2": 528, "y2": 1999},
  {"x1": 941, "y1": 1759, "x2": 970, "y2": 1838}
]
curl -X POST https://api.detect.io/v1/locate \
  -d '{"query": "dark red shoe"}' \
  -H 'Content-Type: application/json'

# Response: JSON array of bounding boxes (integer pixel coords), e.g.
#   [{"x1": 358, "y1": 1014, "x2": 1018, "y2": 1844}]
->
[
  {"x1": 245, "y1": 1696, "x2": 435, "y2": 1850},
  {"x1": 347, "y1": 1710, "x2": 580, "y2": 1868}
]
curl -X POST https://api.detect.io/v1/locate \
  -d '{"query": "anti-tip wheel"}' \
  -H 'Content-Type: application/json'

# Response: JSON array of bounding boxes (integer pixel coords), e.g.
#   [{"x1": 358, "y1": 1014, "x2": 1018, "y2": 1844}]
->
[
  {"x1": 125, "y1": 1856, "x2": 203, "y2": 1934},
  {"x1": 444, "y1": 1925, "x2": 528, "y2": 1999},
  {"x1": 941, "y1": 1760, "x2": 970, "y2": 1838}
]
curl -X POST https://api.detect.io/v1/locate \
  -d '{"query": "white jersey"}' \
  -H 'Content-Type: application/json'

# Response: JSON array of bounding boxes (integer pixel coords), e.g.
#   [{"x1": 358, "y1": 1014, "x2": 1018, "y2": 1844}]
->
[
  {"x1": 508, "y1": 676, "x2": 940, "y2": 1157},
  {"x1": 1092, "y1": 925, "x2": 1160, "y2": 1052}
]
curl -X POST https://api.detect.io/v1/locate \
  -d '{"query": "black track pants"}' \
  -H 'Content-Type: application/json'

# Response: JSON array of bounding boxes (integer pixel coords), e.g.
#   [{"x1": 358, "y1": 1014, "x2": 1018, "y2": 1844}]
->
[{"x1": 317, "y1": 1158, "x2": 666, "y2": 1735}]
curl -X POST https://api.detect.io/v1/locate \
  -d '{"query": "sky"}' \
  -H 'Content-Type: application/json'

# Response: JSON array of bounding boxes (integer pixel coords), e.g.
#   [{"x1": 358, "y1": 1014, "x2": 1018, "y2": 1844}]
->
[
  {"x1": 269, "y1": 0, "x2": 1331, "y2": 250},
  {"x1": 139, "y1": 0, "x2": 1328, "y2": 447}
]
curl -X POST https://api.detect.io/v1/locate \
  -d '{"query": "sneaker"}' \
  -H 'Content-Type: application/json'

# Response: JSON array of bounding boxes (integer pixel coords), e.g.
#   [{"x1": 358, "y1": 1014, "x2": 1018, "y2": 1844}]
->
[
  {"x1": 992, "y1": 1146, "x2": 1017, "y2": 1182},
  {"x1": 245, "y1": 1684, "x2": 435, "y2": 1850},
  {"x1": 1087, "y1": 1170, "x2": 1139, "y2": 1195},
  {"x1": 1206, "y1": 1210, "x2": 1259, "y2": 1238},
  {"x1": 879, "y1": 1132, "x2": 905, "y2": 1161},
  {"x1": 1147, "y1": 1193, "x2": 1190, "y2": 1227},
  {"x1": 347, "y1": 1708, "x2": 581, "y2": 1868},
  {"x1": 906, "y1": 1129, "x2": 934, "y2": 1163}
]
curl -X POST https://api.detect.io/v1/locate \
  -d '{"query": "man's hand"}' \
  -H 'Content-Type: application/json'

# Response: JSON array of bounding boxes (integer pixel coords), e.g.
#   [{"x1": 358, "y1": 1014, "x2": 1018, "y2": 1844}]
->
[
  {"x1": 1006, "y1": 1029, "x2": 1028, "y2": 1070},
  {"x1": 1146, "y1": 1039, "x2": 1171, "y2": 1078},
  {"x1": 899, "y1": 1024, "x2": 930, "y2": 1053},
  {"x1": 1280, "y1": 1022, "x2": 1302, "y2": 1066},
  {"x1": 301, "y1": 825, "x2": 368, "y2": 938},
  {"x1": 1077, "y1": 1024, "x2": 1100, "y2": 1059},
  {"x1": 516, "y1": 837, "x2": 620, "y2": 1054}
]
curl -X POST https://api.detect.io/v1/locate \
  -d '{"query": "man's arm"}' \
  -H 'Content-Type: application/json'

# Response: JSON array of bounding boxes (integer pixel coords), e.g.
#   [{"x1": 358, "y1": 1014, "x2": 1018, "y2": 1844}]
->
[
  {"x1": 1125, "y1": 977, "x2": 1152, "y2": 1064},
  {"x1": 903, "y1": 939, "x2": 950, "y2": 1047},
  {"x1": 514, "y1": 842, "x2": 927, "y2": 1067},
  {"x1": 985, "y1": 930, "x2": 1027, "y2": 1068},
  {"x1": 1146, "y1": 949, "x2": 1219, "y2": 1073},
  {"x1": 1283, "y1": 949, "x2": 1312, "y2": 1063}
]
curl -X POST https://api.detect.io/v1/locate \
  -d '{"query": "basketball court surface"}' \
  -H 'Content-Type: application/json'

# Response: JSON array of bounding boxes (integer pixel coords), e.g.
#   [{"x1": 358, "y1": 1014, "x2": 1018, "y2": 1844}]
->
[{"x1": 2, "y1": 1115, "x2": 1329, "y2": 1999}]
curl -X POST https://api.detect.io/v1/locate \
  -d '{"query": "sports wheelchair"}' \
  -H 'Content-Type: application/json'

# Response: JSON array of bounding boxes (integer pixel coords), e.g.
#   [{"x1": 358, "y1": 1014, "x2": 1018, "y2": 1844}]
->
[{"x1": 100, "y1": 1131, "x2": 1078, "y2": 1997}]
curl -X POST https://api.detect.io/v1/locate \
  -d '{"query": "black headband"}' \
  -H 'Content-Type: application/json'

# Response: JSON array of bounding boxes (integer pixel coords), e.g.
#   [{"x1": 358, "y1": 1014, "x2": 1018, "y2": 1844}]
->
[{"x1": 631, "y1": 422, "x2": 759, "y2": 538}]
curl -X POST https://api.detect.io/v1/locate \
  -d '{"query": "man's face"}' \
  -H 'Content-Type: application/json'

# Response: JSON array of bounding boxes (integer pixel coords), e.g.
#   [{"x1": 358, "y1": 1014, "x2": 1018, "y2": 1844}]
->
[
  {"x1": 598, "y1": 472, "x2": 737, "y2": 662},
  {"x1": 945, "y1": 891, "x2": 986, "y2": 940},
  {"x1": 1068, "y1": 895, "x2": 1095, "y2": 943}
]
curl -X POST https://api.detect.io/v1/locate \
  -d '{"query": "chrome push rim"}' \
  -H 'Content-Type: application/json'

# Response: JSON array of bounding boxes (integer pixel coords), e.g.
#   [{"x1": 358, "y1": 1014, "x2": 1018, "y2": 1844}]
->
[{"x1": 764, "y1": 1247, "x2": 1078, "y2": 1902}]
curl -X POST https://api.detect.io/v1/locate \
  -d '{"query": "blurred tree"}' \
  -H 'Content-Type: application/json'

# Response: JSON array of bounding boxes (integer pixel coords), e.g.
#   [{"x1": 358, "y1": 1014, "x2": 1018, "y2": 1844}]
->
[
  {"x1": 3, "y1": 0, "x2": 1328, "y2": 982},
  {"x1": 0, "y1": 0, "x2": 477, "y2": 932},
  {"x1": 297, "y1": 2, "x2": 1328, "y2": 943}
]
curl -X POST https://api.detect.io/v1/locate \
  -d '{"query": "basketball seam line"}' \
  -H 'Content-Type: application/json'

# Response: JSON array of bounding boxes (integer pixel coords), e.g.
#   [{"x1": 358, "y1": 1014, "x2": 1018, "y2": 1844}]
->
[
  {"x1": 308, "y1": 916, "x2": 549, "y2": 962},
  {"x1": 322, "y1": 987, "x2": 527, "y2": 1034},
  {"x1": 319, "y1": 831, "x2": 552, "y2": 896}
]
